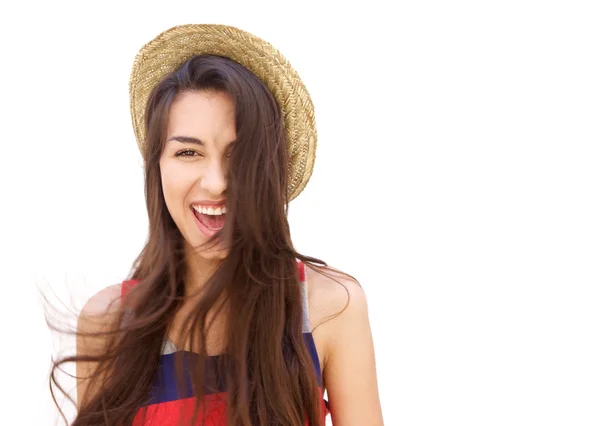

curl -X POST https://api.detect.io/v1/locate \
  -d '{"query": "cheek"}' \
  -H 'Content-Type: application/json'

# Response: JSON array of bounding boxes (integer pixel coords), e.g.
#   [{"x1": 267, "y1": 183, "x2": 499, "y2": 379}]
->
[{"x1": 160, "y1": 161, "x2": 197, "y2": 211}]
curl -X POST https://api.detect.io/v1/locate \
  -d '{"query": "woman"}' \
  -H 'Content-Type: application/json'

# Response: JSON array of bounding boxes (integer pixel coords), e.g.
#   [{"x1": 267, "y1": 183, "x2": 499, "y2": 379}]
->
[{"x1": 53, "y1": 24, "x2": 383, "y2": 426}]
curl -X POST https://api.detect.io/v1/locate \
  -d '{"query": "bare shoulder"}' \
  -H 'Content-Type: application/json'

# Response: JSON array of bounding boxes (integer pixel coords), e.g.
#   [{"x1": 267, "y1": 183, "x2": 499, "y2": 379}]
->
[
  {"x1": 305, "y1": 264, "x2": 371, "y2": 372},
  {"x1": 305, "y1": 265, "x2": 383, "y2": 424},
  {"x1": 79, "y1": 283, "x2": 123, "y2": 321},
  {"x1": 76, "y1": 283, "x2": 123, "y2": 408},
  {"x1": 305, "y1": 264, "x2": 368, "y2": 329},
  {"x1": 77, "y1": 283, "x2": 124, "y2": 343}
]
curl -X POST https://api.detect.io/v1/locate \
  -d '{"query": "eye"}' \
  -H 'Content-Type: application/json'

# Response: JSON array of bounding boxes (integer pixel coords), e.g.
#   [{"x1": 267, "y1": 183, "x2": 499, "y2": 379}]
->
[{"x1": 175, "y1": 149, "x2": 202, "y2": 158}]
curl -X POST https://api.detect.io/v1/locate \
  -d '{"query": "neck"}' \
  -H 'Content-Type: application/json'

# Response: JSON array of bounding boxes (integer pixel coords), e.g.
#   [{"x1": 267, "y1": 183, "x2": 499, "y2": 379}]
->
[{"x1": 183, "y1": 243, "x2": 224, "y2": 297}]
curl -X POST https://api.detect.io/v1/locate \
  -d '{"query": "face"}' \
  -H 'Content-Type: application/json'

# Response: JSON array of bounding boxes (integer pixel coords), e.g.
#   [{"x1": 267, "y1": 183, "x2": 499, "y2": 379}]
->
[{"x1": 160, "y1": 90, "x2": 235, "y2": 260}]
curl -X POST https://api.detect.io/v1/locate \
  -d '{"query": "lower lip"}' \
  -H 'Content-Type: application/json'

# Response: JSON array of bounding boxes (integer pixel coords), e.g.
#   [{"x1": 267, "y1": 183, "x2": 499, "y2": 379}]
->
[{"x1": 191, "y1": 208, "x2": 223, "y2": 238}]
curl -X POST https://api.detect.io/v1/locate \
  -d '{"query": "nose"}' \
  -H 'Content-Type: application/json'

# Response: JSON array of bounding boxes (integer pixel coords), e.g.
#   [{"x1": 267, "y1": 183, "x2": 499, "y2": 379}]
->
[{"x1": 200, "y1": 158, "x2": 227, "y2": 196}]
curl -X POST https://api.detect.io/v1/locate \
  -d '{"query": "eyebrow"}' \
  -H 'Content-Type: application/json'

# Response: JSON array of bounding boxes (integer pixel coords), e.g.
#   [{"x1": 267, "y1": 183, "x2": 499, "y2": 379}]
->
[{"x1": 167, "y1": 136, "x2": 204, "y2": 145}]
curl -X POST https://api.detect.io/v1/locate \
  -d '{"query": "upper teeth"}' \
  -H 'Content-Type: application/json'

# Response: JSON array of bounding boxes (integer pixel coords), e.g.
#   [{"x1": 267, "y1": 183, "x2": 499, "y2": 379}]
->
[{"x1": 193, "y1": 205, "x2": 227, "y2": 215}]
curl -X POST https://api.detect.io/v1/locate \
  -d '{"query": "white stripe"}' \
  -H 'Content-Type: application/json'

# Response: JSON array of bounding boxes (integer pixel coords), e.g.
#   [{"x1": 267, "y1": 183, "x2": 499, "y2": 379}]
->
[{"x1": 301, "y1": 279, "x2": 311, "y2": 333}]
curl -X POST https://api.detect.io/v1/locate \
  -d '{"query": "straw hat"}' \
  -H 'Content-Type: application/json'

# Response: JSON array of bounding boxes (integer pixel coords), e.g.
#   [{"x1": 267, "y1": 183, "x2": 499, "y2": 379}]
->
[{"x1": 129, "y1": 24, "x2": 317, "y2": 201}]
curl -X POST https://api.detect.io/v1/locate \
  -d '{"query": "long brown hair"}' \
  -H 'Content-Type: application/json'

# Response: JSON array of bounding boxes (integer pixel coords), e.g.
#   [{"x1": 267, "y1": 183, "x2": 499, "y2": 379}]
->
[{"x1": 49, "y1": 55, "x2": 334, "y2": 425}]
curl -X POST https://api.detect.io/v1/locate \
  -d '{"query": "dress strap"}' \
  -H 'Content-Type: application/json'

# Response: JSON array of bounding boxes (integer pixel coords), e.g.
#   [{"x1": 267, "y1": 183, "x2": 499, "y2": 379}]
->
[
  {"x1": 121, "y1": 279, "x2": 138, "y2": 301},
  {"x1": 297, "y1": 261, "x2": 311, "y2": 333}
]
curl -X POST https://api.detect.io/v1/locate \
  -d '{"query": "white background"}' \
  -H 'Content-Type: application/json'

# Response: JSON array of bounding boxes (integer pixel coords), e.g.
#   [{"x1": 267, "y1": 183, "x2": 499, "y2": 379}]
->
[{"x1": 0, "y1": 0, "x2": 599, "y2": 425}]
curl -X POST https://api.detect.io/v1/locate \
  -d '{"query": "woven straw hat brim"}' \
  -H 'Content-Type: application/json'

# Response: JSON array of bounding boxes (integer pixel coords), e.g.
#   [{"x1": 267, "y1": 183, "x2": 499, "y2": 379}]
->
[{"x1": 129, "y1": 24, "x2": 316, "y2": 201}]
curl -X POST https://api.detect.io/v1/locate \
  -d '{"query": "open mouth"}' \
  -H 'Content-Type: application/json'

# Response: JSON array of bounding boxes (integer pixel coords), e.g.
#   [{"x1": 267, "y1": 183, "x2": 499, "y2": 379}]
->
[{"x1": 191, "y1": 205, "x2": 227, "y2": 232}]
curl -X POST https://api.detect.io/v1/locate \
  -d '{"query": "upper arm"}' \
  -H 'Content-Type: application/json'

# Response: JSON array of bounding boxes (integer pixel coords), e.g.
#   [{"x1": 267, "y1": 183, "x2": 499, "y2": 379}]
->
[
  {"x1": 76, "y1": 283, "x2": 123, "y2": 409},
  {"x1": 311, "y1": 270, "x2": 384, "y2": 426}
]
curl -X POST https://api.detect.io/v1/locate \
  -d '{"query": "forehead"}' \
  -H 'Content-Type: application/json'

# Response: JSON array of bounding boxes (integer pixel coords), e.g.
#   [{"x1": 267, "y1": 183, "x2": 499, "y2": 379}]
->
[{"x1": 166, "y1": 90, "x2": 236, "y2": 142}]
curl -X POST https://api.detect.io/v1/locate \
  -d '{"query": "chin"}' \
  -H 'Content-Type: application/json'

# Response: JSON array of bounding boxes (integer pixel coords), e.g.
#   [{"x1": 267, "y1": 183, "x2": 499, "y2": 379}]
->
[
  {"x1": 197, "y1": 248, "x2": 229, "y2": 261},
  {"x1": 186, "y1": 237, "x2": 230, "y2": 261}
]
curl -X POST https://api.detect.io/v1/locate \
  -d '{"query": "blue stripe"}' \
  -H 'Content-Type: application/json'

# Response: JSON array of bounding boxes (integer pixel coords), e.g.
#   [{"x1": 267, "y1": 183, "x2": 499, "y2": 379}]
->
[
  {"x1": 147, "y1": 352, "x2": 221, "y2": 404},
  {"x1": 146, "y1": 332, "x2": 322, "y2": 405},
  {"x1": 303, "y1": 333, "x2": 322, "y2": 387}
]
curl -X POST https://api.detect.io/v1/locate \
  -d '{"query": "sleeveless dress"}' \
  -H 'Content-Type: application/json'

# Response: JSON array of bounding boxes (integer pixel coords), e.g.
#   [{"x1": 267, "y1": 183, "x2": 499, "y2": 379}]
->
[{"x1": 121, "y1": 261, "x2": 329, "y2": 425}]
